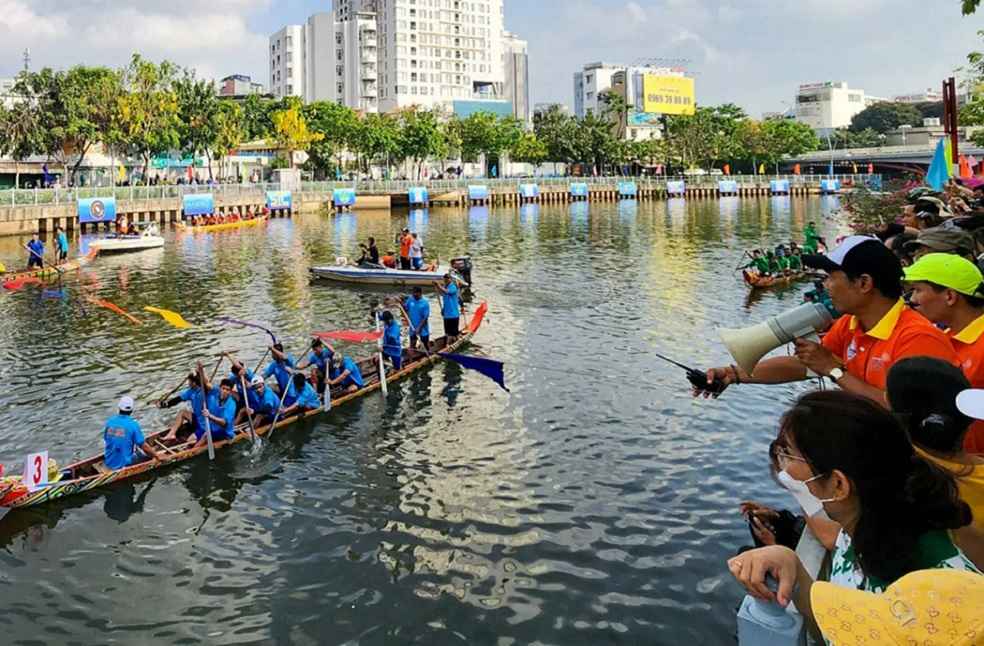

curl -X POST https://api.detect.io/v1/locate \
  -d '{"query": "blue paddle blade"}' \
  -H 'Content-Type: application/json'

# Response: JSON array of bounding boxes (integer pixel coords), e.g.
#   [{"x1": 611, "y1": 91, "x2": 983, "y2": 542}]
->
[{"x1": 42, "y1": 289, "x2": 66, "y2": 299}]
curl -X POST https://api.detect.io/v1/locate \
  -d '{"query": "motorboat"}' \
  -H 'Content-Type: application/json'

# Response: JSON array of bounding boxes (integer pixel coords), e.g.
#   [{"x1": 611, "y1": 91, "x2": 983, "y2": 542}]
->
[
  {"x1": 310, "y1": 256, "x2": 472, "y2": 288},
  {"x1": 89, "y1": 224, "x2": 165, "y2": 255}
]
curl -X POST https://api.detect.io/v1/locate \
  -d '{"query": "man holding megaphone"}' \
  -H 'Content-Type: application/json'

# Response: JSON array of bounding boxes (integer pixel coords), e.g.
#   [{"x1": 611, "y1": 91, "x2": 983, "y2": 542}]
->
[{"x1": 699, "y1": 236, "x2": 957, "y2": 406}]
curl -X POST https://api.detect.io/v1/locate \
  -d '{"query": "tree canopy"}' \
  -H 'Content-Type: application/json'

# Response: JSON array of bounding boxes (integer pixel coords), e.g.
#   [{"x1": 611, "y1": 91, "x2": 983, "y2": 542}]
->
[{"x1": 849, "y1": 101, "x2": 922, "y2": 133}]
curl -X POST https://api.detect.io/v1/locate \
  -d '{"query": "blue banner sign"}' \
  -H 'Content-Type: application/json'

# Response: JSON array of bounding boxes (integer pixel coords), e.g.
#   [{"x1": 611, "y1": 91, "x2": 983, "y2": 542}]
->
[
  {"x1": 617, "y1": 181, "x2": 638, "y2": 197},
  {"x1": 468, "y1": 185, "x2": 489, "y2": 200},
  {"x1": 569, "y1": 182, "x2": 589, "y2": 197},
  {"x1": 408, "y1": 187, "x2": 429, "y2": 205},
  {"x1": 519, "y1": 183, "x2": 539, "y2": 198},
  {"x1": 770, "y1": 179, "x2": 790, "y2": 194},
  {"x1": 719, "y1": 180, "x2": 738, "y2": 194},
  {"x1": 183, "y1": 193, "x2": 214, "y2": 216},
  {"x1": 820, "y1": 179, "x2": 841, "y2": 194},
  {"x1": 265, "y1": 190, "x2": 292, "y2": 211},
  {"x1": 667, "y1": 181, "x2": 686, "y2": 195},
  {"x1": 77, "y1": 196, "x2": 117, "y2": 224},
  {"x1": 333, "y1": 188, "x2": 356, "y2": 207}
]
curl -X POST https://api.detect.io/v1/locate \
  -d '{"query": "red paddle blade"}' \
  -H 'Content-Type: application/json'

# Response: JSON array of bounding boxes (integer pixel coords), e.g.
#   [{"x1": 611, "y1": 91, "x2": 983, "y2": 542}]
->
[
  {"x1": 2, "y1": 276, "x2": 42, "y2": 290},
  {"x1": 85, "y1": 296, "x2": 142, "y2": 325},
  {"x1": 313, "y1": 330, "x2": 383, "y2": 343}
]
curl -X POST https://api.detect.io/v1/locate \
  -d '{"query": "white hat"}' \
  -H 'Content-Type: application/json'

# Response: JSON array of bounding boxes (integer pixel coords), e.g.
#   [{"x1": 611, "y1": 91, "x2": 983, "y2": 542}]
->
[
  {"x1": 250, "y1": 375, "x2": 265, "y2": 387},
  {"x1": 956, "y1": 389, "x2": 984, "y2": 420},
  {"x1": 118, "y1": 396, "x2": 135, "y2": 412}
]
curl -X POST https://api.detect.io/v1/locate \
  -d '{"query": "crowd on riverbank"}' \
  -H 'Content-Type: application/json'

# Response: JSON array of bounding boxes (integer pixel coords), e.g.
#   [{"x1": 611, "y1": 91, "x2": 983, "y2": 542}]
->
[{"x1": 709, "y1": 178, "x2": 984, "y2": 643}]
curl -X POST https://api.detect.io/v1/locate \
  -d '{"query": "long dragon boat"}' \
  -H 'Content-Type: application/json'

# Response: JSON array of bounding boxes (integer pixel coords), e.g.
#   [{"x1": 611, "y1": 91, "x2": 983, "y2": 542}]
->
[
  {"x1": 0, "y1": 302, "x2": 488, "y2": 512},
  {"x1": 742, "y1": 269, "x2": 823, "y2": 291},
  {"x1": 176, "y1": 216, "x2": 268, "y2": 234},
  {"x1": 1, "y1": 258, "x2": 85, "y2": 283}
]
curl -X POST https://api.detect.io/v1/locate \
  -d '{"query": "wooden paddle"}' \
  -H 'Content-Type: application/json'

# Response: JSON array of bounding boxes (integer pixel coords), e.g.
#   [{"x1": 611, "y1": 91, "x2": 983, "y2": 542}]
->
[
  {"x1": 195, "y1": 362, "x2": 215, "y2": 461},
  {"x1": 265, "y1": 368, "x2": 298, "y2": 441},
  {"x1": 238, "y1": 371, "x2": 260, "y2": 448}
]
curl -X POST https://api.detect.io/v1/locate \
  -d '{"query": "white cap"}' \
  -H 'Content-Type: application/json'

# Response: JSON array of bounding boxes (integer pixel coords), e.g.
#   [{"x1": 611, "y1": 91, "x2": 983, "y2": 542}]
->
[
  {"x1": 956, "y1": 389, "x2": 984, "y2": 420},
  {"x1": 250, "y1": 375, "x2": 265, "y2": 387},
  {"x1": 118, "y1": 396, "x2": 135, "y2": 412}
]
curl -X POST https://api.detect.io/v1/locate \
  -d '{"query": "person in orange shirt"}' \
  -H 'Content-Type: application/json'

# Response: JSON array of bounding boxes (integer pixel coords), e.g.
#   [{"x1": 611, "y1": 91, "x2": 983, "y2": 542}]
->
[
  {"x1": 905, "y1": 253, "x2": 984, "y2": 453},
  {"x1": 699, "y1": 236, "x2": 956, "y2": 407},
  {"x1": 398, "y1": 228, "x2": 413, "y2": 270}
]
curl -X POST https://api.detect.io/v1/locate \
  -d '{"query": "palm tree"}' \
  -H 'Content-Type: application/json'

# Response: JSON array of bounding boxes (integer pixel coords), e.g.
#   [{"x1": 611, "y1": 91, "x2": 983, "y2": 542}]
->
[{"x1": 599, "y1": 90, "x2": 631, "y2": 140}]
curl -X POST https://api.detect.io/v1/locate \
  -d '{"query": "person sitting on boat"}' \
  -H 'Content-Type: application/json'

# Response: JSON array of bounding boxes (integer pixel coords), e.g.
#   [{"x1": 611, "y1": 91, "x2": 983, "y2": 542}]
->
[
  {"x1": 264, "y1": 343, "x2": 296, "y2": 394},
  {"x1": 160, "y1": 371, "x2": 220, "y2": 444},
  {"x1": 398, "y1": 228, "x2": 413, "y2": 270},
  {"x1": 126, "y1": 223, "x2": 137, "y2": 236},
  {"x1": 281, "y1": 373, "x2": 322, "y2": 418},
  {"x1": 381, "y1": 253, "x2": 398, "y2": 269},
  {"x1": 401, "y1": 286, "x2": 431, "y2": 352},
  {"x1": 193, "y1": 378, "x2": 238, "y2": 447},
  {"x1": 434, "y1": 273, "x2": 462, "y2": 344},
  {"x1": 380, "y1": 310, "x2": 403, "y2": 370},
  {"x1": 225, "y1": 356, "x2": 255, "y2": 410},
  {"x1": 775, "y1": 246, "x2": 791, "y2": 275},
  {"x1": 25, "y1": 234, "x2": 44, "y2": 269},
  {"x1": 237, "y1": 376, "x2": 282, "y2": 427},
  {"x1": 745, "y1": 249, "x2": 771, "y2": 276},
  {"x1": 357, "y1": 237, "x2": 381, "y2": 267},
  {"x1": 296, "y1": 338, "x2": 335, "y2": 395},
  {"x1": 103, "y1": 396, "x2": 161, "y2": 470},
  {"x1": 55, "y1": 226, "x2": 69, "y2": 263},
  {"x1": 764, "y1": 249, "x2": 781, "y2": 275},
  {"x1": 410, "y1": 232, "x2": 424, "y2": 270},
  {"x1": 328, "y1": 356, "x2": 365, "y2": 394},
  {"x1": 788, "y1": 244, "x2": 803, "y2": 272}
]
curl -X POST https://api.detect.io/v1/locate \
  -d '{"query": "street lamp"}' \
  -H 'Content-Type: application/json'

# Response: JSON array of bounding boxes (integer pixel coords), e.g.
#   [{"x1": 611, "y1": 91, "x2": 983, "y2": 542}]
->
[{"x1": 899, "y1": 124, "x2": 912, "y2": 147}]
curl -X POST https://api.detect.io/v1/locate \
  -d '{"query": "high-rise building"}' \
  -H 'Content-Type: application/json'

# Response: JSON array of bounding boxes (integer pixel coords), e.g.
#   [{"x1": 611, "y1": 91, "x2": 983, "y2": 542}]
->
[
  {"x1": 502, "y1": 31, "x2": 529, "y2": 125},
  {"x1": 217, "y1": 74, "x2": 267, "y2": 99},
  {"x1": 269, "y1": 25, "x2": 304, "y2": 99},
  {"x1": 573, "y1": 62, "x2": 622, "y2": 119},
  {"x1": 793, "y1": 81, "x2": 887, "y2": 133}
]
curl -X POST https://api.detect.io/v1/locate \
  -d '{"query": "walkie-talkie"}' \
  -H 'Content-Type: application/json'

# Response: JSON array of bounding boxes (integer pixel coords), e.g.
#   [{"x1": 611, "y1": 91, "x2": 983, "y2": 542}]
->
[{"x1": 654, "y1": 352, "x2": 728, "y2": 395}]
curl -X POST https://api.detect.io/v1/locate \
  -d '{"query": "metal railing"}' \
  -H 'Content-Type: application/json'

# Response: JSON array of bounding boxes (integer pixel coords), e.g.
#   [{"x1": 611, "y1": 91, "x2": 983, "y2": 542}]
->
[{"x1": 0, "y1": 174, "x2": 874, "y2": 208}]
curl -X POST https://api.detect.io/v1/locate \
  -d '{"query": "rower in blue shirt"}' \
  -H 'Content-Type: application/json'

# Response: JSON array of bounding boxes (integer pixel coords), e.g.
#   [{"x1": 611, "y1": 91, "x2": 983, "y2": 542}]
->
[
  {"x1": 329, "y1": 356, "x2": 365, "y2": 393},
  {"x1": 193, "y1": 378, "x2": 238, "y2": 446},
  {"x1": 434, "y1": 273, "x2": 462, "y2": 343},
  {"x1": 401, "y1": 286, "x2": 431, "y2": 353},
  {"x1": 296, "y1": 338, "x2": 335, "y2": 395},
  {"x1": 25, "y1": 234, "x2": 45, "y2": 269},
  {"x1": 225, "y1": 354, "x2": 255, "y2": 410},
  {"x1": 281, "y1": 373, "x2": 322, "y2": 418},
  {"x1": 380, "y1": 310, "x2": 403, "y2": 370},
  {"x1": 264, "y1": 343, "x2": 296, "y2": 394},
  {"x1": 237, "y1": 375, "x2": 283, "y2": 427},
  {"x1": 55, "y1": 227, "x2": 69, "y2": 263},
  {"x1": 103, "y1": 396, "x2": 161, "y2": 470},
  {"x1": 160, "y1": 372, "x2": 215, "y2": 443}
]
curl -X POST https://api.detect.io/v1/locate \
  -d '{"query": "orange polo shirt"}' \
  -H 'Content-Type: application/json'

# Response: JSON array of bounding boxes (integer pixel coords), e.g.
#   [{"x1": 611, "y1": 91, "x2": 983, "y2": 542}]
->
[
  {"x1": 821, "y1": 299, "x2": 957, "y2": 391},
  {"x1": 400, "y1": 235, "x2": 412, "y2": 258},
  {"x1": 950, "y1": 313, "x2": 984, "y2": 454}
]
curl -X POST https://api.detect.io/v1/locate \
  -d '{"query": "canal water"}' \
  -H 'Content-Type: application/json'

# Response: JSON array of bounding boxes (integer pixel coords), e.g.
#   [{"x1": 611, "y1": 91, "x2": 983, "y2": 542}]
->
[{"x1": 0, "y1": 196, "x2": 843, "y2": 645}]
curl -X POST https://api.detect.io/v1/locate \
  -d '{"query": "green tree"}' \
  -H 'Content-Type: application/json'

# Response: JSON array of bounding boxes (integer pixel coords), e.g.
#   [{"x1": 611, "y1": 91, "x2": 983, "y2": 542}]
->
[
  {"x1": 960, "y1": 31, "x2": 984, "y2": 146},
  {"x1": 849, "y1": 101, "x2": 921, "y2": 133},
  {"x1": 963, "y1": 0, "x2": 980, "y2": 14},
  {"x1": 573, "y1": 110, "x2": 616, "y2": 171},
  {"x1": 760, "y1": 119, "x2": 820, "y2": 167},
  {"x1": 533, "y1": 106, "x2": 579, "y2": 165},
  {"x1": 302, "y1": 100, "x2": 358, "y2": 176},
  {"x1": 175, "y1": 73, "x2": 222, "y2": 179},
  {"x1": 213, "y1": 101, "x2": 244, "y2": 180},
  {"x1": 599, "y1": 89, "x2": 630, "y2": 139},
  {"x1": 510, "y1": 131, "x2": 548, "y2": 167},
  {"x1": 352, "y1": 112, "x2": 401, "y2": 174},
  {"x1": 397, "y1": 108, "x2": 447, "y2": 180},
  {"x1": 0, "y1": 100, "x2": 44, "y2": 188},
  {"x1": 272, "y1": 100, "x2": 324, "y2": 169},
  {"x1": 241, "y1": 94, "x2": 275, "y2": 141},
  {"x1": 116, "y1": 54, "x2": 181, "y2": 181}
]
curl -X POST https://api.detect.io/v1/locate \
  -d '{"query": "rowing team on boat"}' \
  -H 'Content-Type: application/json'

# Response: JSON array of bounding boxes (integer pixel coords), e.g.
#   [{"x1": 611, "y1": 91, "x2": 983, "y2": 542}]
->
[
  {"x1": 742, "y1": 222, "x2": 828, "y2": 278},
  {"x1": 20, "y1": 229, "x2": 70, "y2": 269},
  {"x1": 185, "y1": 208, "x2": 266, "y2": 227},
  {"x1": 356, "y1": 229, "x2": 430, "y2": 271},
  {"x1": 100, "y1": 281, "x2": 461, "y2": 470}
]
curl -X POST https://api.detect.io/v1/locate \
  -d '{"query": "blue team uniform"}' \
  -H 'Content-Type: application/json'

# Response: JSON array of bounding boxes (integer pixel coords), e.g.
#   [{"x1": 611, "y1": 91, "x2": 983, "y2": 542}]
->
[
  {"x1": 103, "y1": 414, "x2": 146, "y2": 470},
  {"x1": 307, "y1": 347, "x2": 335, "y2": 379},
  {"x1": 382, "y1": 319, "x2": 402, "y2": 369},
  {"x1": 264, "y1": 355, "x2": 296, "y2": 392},
  {"x1": 202, "y1": 394, "x2": 237, "y2": 441},
  {"x1": 227, "y1": 369, "x2": 255, "y2": 406},
  {"x1": 442, "y1": 282, "x2": 461, "y2": 319},
  {"x1": 404, "y1": 296, "x2": 431, "y2": 339},
  {"x1": 339, "y1": 357, "x2": 364, "y2": 389},
  {"x1": 285, "y1": 381, "x2": 321, "y2": 410},
  {"x1": 56, "y1": 232, "x2": 69, "y2": 255},
  {"x1": 180, "y1": 386, "x2": 220, "y2": 436},
  {"x1": 27, "y1": 239, "x2": 44, "y2": 267},
  {"x1": 247, "y1": 386, "x2": 281, "y2": 418}
]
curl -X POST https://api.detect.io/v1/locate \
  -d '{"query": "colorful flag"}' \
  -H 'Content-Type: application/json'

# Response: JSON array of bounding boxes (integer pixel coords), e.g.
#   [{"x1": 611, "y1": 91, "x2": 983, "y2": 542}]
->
[
  {"x1": 959, "y1": 156, "x2": 972, "y2": 179},
  {"x1": 438, "y1": 353, "x2": 509, "y2": 392},
  {"x1": 926, "y1": 139, "x2": 952, "y2": 190},
  {"x1": 757, "y1": 163, "x2": 765, "y2": 175},
  {"x1": 144, "y1": 306, "x2": 192, "y2": 329},
  {"x1": 314, "y1": 330, "x2": 383, "y2": 343},
  {"x1": 793, "y1": 164, "x2": 801, "y2": 175},
  {"x1": 723, "y1": 164, "x2": 730, "y2": 176}
]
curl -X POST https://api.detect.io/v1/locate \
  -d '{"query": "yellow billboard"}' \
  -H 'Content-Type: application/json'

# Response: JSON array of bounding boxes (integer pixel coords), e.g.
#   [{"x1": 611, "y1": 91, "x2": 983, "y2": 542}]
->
[{"x1": 642, "y1": 75, "x2": 695, "y2": 116}]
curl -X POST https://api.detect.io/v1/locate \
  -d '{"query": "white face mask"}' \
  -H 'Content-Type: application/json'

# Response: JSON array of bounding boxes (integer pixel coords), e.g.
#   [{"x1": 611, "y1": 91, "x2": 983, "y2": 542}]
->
[{"x1": 777, "y1": 469, "x2": 835, "y2": 517}]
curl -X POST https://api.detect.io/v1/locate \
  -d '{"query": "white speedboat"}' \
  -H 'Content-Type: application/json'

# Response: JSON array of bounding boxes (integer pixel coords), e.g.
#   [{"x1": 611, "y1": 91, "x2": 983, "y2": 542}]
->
[
  {"x1": 310, "y1": 256, "x2": 472, "y2": 288},
  {"x1": 89, "y1": 224, "x2": 165, "y2": 255}
]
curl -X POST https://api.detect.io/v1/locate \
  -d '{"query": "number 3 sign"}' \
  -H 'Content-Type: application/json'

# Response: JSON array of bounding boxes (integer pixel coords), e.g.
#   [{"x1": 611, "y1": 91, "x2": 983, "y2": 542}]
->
[{"x1": 23, "y1": 451, "x2": 48, "y2": 492}]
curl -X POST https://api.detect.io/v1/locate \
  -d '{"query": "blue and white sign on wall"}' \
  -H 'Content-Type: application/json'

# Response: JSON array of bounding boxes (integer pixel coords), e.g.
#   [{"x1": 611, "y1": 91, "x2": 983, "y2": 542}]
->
[
  {"x1": 719, "y1": 180, "x2": 738, "y2": 194},
  {"x1": 183, "y1": 193, "x2": 214, "y2": 216},
  {"x1": 569, "y1": 182, "x2": 589, "y2": 198},
  {"x1": 820, "y1": 179, "x2": 841, "y2": 194},
  {"x1": 77, "y1": 196, "x2": 117, "y2": 224},
  {"x1": 519, "y1": 183, "x2": 539, "y2": 198},
  {"x1": 408, "y1": 187, "x2": 429, "y2": 205},
  {"x1": 333, "y1": 188, "x2": 356, "y2": 207},
  {"x1": 770, "y1": 179, "x2": 790, "y2": 194},
  {"x1": 667, "y1": 180, "x2": 686, "y2": 195},
  {"x1": 618, "y1": 181, "x2": 638, "y2": 197},
  {"x1": 266, "y1": 190, "x2": 292, "y2": 211},
  {"x1": 468, "y1": 185, "x2": 489, "y2": 200}
]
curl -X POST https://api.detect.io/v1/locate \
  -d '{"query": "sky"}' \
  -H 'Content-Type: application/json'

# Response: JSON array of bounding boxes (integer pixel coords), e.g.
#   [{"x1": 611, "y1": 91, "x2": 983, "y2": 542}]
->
[{"x1": 0, "y1": 0, "x2": 981, "y2": 117}]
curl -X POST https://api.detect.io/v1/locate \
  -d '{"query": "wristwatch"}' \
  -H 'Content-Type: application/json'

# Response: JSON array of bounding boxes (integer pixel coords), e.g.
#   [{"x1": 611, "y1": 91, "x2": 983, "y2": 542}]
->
[{"x1": 828, "y1": 367, "x2": 845, "y2": 382}]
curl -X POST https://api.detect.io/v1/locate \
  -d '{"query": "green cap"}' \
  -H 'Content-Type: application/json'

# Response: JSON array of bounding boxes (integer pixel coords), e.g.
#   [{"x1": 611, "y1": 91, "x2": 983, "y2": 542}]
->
[{"x1": 903, "y1": 253, "x2": 984, "y2": 296}]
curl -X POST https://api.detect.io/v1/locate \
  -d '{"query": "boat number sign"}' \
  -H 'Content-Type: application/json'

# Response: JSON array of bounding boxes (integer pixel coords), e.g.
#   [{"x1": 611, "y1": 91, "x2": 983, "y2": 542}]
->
[
  {"x1": 23, "y1": 450, "x2": 48, "y2": 492},
  {"x1": 78, "y1": 196, "x2": 118, "y2": 223}
]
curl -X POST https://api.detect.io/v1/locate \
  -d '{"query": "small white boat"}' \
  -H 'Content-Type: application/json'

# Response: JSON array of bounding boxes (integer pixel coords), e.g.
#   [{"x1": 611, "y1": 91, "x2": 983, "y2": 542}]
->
[
  {"x1": 89, "y1": 224, "x2": 165, "y2": 255},
  {"x1": 310, "y1": 256, "x2": 472, "y2": 288}
]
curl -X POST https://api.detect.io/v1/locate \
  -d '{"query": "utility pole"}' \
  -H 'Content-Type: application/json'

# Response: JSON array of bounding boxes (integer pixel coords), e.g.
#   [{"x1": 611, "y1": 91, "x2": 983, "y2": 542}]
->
[
  {"x1": 22, "y1": 48, "x2": 30, "y2": 73},
  {"x1": 942, "y1": 77, "x2": 959, "y2": 164}
]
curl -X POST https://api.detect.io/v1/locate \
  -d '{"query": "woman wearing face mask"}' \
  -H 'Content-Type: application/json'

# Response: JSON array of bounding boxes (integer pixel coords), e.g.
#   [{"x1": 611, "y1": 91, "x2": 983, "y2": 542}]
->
[{"x1": 727, "y1": 390, "x2": 979, "y2": 639}]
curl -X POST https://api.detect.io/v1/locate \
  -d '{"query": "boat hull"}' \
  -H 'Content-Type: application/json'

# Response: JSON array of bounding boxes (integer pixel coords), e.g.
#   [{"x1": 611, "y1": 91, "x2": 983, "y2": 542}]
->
[
  {"x1": 176, "y1": 216, "x2": 268, "y2": 234},
  {"x1": 310, "y1": 265, "x2": 449, "y2": 287},
  {"x1": 1, "y1": 260, "x2": 83, "y2": 282},
  {"x1": 742, "y1": 269, "x2": 822, "y2": 290},
  {"x1": 90, "y1": 237, "x2": 165, "y2": 254}
]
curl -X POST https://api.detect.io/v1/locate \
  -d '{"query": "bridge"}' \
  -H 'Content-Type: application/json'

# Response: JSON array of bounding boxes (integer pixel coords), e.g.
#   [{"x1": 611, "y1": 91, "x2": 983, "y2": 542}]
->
[{"x1": 786, "y1": 141, "x2": 984, "y2": 173}]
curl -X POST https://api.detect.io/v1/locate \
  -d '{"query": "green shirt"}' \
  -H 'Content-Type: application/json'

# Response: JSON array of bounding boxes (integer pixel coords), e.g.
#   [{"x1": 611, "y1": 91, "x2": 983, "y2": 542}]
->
[
  {"x1": 752, "y1": 257, "x2": 770, "y2": 273},
  {"x1": 788, "y1": 254, "x2": 802, "y2": 270},
  {"x1": 777, "y1": 256, "x2": 790, "y2": 271}
]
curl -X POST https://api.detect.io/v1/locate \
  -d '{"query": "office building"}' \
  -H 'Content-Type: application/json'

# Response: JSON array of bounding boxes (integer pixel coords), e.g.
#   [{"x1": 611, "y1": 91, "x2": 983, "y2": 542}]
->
[
  {"x1": 502, "y1": 31, "x2": 530, "y2": 124},
  {"x1": 793, "y1": 81, "x2": 887, "y2": 133},
  {"x1": 573, "y1": 62, "x2": 622, "y2": 119},
  {"x1": 269, "y1": 25, "x2": 305, "y2": 99},
  {"x1": 894, "y1": 89, "x2": 944, "y2": 104},
  {"x1": 217, "y1": 74, "x2": 266, "y2": 99}
]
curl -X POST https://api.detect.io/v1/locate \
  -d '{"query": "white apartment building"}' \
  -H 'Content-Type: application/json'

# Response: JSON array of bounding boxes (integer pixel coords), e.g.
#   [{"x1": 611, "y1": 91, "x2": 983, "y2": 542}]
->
[
  {"x1": 894, "y1": 89, "x2": 944, "y2": 103},
  {"x1": 794, "y1": 81, "x2": 887, "y2": 133},
  {"x1": 573, "y1": 62, "x2": 686, "y2": 140},
  {"x1": 269, "y1": 25, "x2": 304, "y2": 99},
  {"x1": 573, "y1": 62, "x2": 622, "y2": 119},
  {"x1": 502, "y1": 30, "x2": 529, "y2": 124}
]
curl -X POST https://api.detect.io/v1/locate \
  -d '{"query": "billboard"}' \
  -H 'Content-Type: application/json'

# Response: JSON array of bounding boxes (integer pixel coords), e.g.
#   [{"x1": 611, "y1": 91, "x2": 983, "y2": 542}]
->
[
  {"x1": 627, "y1": 111, "x2": 662, "y2": 126},
  {"x1": 642, "y1": 75, "x2": 696, "y2": 116},
  {"x1": 333, "y1": 188, "x2": 356, "y2": 207},
  {"x1": 78, "y1": 197, "x2": 117, "y2": 224},
  {"x1": 617, "y1": 181, "x2": 638, "y2": 197},
  {"x1": 519, "y1": 183, "x2": 539, "y2": 198},
  {"x1": 265, "y1": 190, "x2": 292, "y2": 211},
  {"x1": 183, "y1": 193, "x2": 214, "y2": 216},
  {"x1": 468, "y1": 185, "x2": 490, "y2": 200},
  {"x1": 569, "y1": 182, "x2": 588, "y2": 198},
  {"x1": 408, "y1": 187, "x2": 429, "y2": 205}
]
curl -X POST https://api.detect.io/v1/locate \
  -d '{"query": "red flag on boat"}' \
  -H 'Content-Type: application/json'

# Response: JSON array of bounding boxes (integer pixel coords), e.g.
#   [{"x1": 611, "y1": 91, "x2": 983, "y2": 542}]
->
[{"x1": 313, "y1": 330, "x2": 383, "y2": 343}]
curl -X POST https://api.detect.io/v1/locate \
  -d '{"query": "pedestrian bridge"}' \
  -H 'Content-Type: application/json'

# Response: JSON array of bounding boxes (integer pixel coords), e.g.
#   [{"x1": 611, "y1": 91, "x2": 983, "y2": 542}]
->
[{"x1": 787, "y1": 142, "x2": 984, "y2": 168}]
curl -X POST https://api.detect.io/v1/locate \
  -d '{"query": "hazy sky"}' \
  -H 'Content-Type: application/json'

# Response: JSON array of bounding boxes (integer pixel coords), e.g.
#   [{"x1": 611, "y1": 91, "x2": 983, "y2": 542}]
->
[{"x1": 1, "y1": 0, "x2": 981, "y2": 117}]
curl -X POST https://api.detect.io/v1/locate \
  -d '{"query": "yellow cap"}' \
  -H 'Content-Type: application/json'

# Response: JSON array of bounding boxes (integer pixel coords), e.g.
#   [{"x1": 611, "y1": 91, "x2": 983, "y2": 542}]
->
[
  {"x1": 904, "y1": 253, "x2": 984, "y2": 297},
  {"x1": 811, "y1": 569, "x2": 984, "y2": 645}
]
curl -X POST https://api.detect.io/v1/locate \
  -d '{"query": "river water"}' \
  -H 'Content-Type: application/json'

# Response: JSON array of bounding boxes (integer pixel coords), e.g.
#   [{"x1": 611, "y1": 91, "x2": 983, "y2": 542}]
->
[{"x1": 0, "y1": 196, "x2": 843, "y2": 645}]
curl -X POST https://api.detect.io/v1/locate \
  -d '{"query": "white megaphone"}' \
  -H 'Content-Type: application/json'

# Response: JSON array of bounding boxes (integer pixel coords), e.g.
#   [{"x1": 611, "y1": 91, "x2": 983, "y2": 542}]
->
[{"x1": 718, "y1": 303, "x2": 834, "y2": 376}]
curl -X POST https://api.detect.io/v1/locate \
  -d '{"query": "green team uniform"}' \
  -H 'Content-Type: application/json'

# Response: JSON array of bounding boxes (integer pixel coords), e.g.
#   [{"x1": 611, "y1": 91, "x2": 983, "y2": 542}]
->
[
  {"x1": 777, "y1": 256, "x2": 790, "y2": 271},
  {"x1": 751, "y1": 257, "x2": 770, "y2": 274},
  {"x1": 788, "y1": 254, "x2": 802, "y2": 271},
  {"x1": 803, "y1": 225, "x2": 820, "y2": 254}
]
